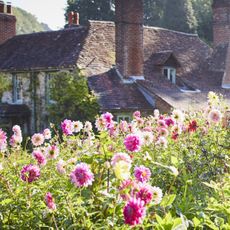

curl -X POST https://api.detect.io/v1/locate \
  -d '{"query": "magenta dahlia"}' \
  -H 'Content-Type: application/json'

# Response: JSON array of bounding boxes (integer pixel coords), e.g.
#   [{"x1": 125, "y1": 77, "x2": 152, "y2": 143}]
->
[
  {"x1": 70, "y1": 163, "x2": 94, "y2": 187},
  {"x1": 20, "y1": 164, "x2": 40, "y2": 183},
  {"x1": 123, "y1": 197, "x2": 146, "y2": 226}
]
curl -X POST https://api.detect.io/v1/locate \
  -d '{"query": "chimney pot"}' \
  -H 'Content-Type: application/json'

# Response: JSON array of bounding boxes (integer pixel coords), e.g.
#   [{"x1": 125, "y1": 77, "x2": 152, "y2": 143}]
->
[
  {"x1": 68, "y1": 11, "x2": 74, "y2": 25},
  {"x1": 0, "y1": 1, "x2": 4, "y2": 13},
  {"x1": 73, "y1": 12, "x2": 79, "y2": 25},
  {"x1": 7, "y1": 2, "x2": 12, "y2": 14}
]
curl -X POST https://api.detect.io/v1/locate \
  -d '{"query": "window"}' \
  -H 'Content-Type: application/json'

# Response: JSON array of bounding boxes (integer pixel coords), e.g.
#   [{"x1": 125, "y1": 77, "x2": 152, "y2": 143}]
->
[
  {"x1": 12, "y1": 75, "x2": 23, "y2": 104},
  {"x1": 45, "y1": 74, "x2": 55, "y2": 104},
  {"x1": 163, "y1": 67, "x2": 176, "y2": 84},
  {"x1": 117, "y1": 115, "x2": 131, "y2": 123}
]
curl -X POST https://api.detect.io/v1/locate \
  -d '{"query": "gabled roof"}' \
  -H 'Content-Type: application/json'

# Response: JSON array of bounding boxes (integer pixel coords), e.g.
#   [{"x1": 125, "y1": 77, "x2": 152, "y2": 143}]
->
[
  {"x1": 88, "y1": 69, "x2": 153, "y2": 112},
  {"x1": 147, "y1": 51, "x2": 181, "y2": 67}
]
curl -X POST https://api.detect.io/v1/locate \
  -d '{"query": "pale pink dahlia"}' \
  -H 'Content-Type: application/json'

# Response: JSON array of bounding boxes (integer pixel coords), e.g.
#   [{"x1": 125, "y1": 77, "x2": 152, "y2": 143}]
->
[
  {"x1": 72, "y1": 121, "x2": 83, "y2": 133},
  {"x1": 56, "y1": 159, "x2": 66, "y2": 174},
  {"x1": 103, "y1": 112, "x2": 114, "y2": 126},
  {"x1": 12, "y1": 125, "x2": 22, "y2": 137},
  {"x1": 10, "y1": 134, "x2": 22, "y2": 147},
  {"x1": 61, "y1": 119, "x2": 73, "y2": 135},
  {"x1": 111, "y1": 152, "x2": 132, "y2": 167},
  {"x1": 70, "y1": 163, "x2": 94, "y2": 187},
  {"x1": 124, "y1": 134, "x2": 142, "y2": 152},
  {"x1": 133, "y1": 111, "x2": 141, "y2": 119},
  {"x1": 45, "y1": 192, "x2": 56, "y2": 210},
  {"x1": 43, "y1": 128, "x2": 51, "y2": 139},
  {"x1": 136, "y1": 184, "x2": 154, "y2": 205},
  {"x1": 31, "y1": 133, "x2": 45, "y2": 146},
  {"x1": 32, "y1": 150, "x2": 47, "y2": 166},
  {"x1": 123, "y1": 197, "x2": 146, "y2": 226},
  {"x1": 134, "y1": 165, "x2": 151, "y2": 183},
  {"x1": 20, "y1": 164, "x2": 40, "y2": 183},
  {"x1": 46, "y1": 145, "x2": 59, "y2": 159},
  {"x1": 208, "y1": 109, "x2": 222, "y2": 123}
]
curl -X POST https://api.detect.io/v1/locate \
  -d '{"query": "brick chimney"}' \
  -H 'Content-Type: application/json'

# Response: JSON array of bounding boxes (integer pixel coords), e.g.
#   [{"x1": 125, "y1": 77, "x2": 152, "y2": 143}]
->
[
  {"x1": 0, "y1": 1, "x2": 16, "y2": 45},
  {"x1": 115, "y1": 0, "x2": 144, "y2": 81},
  {"x1": 212, "y1": 0, "x2": 230, "y2": 47}
]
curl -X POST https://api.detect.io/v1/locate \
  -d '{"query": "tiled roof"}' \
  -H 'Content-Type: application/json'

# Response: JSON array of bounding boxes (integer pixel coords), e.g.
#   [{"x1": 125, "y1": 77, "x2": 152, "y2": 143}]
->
[
  {"x1": 147, "y1": 51, "x2": 181, "y2": 67},
  {"x1": 0, "y1": 26, "x2": 88, "y2": 71},
  {"x1": 88, "y1": 69, "x2": 153, "y2": 112}
]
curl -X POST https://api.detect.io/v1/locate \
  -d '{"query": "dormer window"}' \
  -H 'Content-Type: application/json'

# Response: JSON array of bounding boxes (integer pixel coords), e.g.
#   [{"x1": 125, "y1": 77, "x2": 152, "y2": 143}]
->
[
  {"x1": 12, "y1": 75, "x2": 23, "y2": 104},
  {"x1": 163, "y1": 67, "x2": 176, "y2": 84}
]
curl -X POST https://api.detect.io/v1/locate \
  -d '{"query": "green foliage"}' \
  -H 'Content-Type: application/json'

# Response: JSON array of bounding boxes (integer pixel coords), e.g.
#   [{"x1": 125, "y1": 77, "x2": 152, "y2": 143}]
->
[
  {"x1": 0, "y1": 73, "x2": 11, "y2": 98},
  {"x1": 163, "y1": 0, "x2": 197, "y2": 33},
  {"x1": 0, "y1": 92, "x2": 229, "y2": 228},
  {"x1": 66, "y1": 0, "x2": 114, "y2": 25},
  {"x1": 66, "y1": 0, "x2": 212, "y2": 42},
  {"x1": 13, "y1": 7, "x2": 51, "y2": 35},
  {"x1": 47, "y1": 69, "x2": 99, "y2": 124}
]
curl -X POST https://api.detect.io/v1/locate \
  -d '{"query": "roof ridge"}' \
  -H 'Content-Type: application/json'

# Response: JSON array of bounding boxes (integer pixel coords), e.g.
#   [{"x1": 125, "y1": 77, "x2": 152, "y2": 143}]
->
[{"x1": 144, "y1": 25, "x2": 198, "y2": 37}]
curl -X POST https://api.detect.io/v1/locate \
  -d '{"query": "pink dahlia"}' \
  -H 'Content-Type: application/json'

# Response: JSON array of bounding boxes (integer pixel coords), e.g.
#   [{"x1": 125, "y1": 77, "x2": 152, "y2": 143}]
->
[
  {"x1": 158, "y1": 128, "x2": 169, "y2": 137},
  {"x1": 20, "y1": 164, "x2": 40, "y2": 183},
  {"x1": 133, "y1": 110, "x2": 141, "y2": 119},
  {"x1": 45, "y1": 192, "x2": 56, "y2": 210},
  {"x1": 46, "y1": 145, "x2": 59, "y2": 159},
  {"x1": 31, "y1": 133, "x2": 45, "y2": 146},
  {"x1": 10, "y1": 134, "x2": 22, "y2": 147},
  {"x1": 103, "y1": 112, "x2": 114, "y2": 126},
  {"x1": 111, "y1": 152, "x2": 132, "y2": 167},
  {"x1": 124, "y1": 134, "x2": 142, "y2": 152},
  {"x1": 12, "y1": 125, "x2": 22, "y2": 137},
  {"x1": 0, "y1": 129, "x2": 7, "y2": 143},
  {"x1": 123, "y1": 197, "x2": 146, "y2": 226},
  {"x1": 136, "y1": 184, "x2": 154, "y2": 205},
  {"x1": 119, "y1": 120, "x2": 128, "y2": 133},
  {"x1": 70, "y1": 163, "x2": 94, "y2": 187},
  {"x1": 134, "y1": 166, "x2": 151, "y2": 183},
  {"x1": 61, "y1": 119, "x2": 73, "y2": 135},
  {"x1": 32, "y1": 150, "x2": 47, "y2": 166}
]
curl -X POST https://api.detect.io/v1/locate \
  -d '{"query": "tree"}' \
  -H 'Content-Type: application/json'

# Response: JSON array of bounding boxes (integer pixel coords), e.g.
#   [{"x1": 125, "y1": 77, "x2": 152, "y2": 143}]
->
[
  {"x1": 47, "y1": 70, "x2": 99, "y2": 124},
  {"x1": 163, "y1": 0, "x2": 197, "y2": 33},
  {"x1": 66, "y1": 0, "x2": 114, "y2": 25},
  {"x1": 191, "y1": 0, "x2": 212, "y2": 43}
]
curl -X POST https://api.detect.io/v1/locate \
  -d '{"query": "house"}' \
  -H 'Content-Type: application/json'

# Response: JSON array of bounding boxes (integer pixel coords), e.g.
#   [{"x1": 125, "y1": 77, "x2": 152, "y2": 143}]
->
[{"x1": 0, "y1": 0, "x2": 229, "y2": 134}]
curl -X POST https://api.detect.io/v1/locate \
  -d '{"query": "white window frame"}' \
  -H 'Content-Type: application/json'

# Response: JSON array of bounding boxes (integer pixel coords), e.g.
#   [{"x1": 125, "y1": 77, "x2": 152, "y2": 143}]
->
[
  {"x1": 12, "y1": 75, "x2": 23, "y2": 104},
  {"x1": 163, "y1": 67, "x2": 176, "y2": 84},
  {"x1": 117, "y1": 115, "x2": 131, "y2": 123}
]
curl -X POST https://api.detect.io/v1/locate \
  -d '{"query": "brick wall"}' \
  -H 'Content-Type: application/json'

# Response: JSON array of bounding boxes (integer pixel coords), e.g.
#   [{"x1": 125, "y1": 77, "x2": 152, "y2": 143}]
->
[
  {"x1": 212, "y1": 0, "x2": 230, "y2": 46},
  {"x1": 0, "y1": 13, "x2": 16, "y2": 45},
  {"x1": 115, "y1": 0, "x2": 144, "y2": 78}
]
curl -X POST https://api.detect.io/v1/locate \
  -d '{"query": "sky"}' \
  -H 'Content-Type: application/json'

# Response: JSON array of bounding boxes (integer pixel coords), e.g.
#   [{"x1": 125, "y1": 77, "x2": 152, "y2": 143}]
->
[{"x1": 12, "y1": 0, "x2": 67, "y2": 30}]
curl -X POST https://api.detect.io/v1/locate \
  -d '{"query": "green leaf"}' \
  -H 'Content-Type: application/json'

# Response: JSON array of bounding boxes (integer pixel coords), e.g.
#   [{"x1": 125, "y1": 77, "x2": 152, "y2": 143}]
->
[
  {"x1": 160, "y1": 194, "x2": 176, "y2": 208},
  {"x1": 193, "y1": 217, "x2": 201, "y2": 227}
]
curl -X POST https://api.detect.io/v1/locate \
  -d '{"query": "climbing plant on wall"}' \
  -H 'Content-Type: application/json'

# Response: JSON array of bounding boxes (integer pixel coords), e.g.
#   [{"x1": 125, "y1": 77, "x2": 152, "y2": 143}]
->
[{"x1": 0, "y1": 73, "x2": 11, "y2": 99}]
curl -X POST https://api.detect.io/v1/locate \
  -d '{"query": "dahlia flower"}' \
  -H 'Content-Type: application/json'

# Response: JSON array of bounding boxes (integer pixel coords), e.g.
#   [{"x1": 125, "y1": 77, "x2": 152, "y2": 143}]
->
[
  {"x1": 70, "y1": 163, "x2": 94, "y2": 187},
  {"x1": 45, "y1": 192, "x2": 56, "y2": 210},
  {"x1": 111, "y1": 152, "x2": 132, "y2": 167},
  {"x1": 124, "y1": 134, "x2": 142, "y2": 152},
  {"x1": 113, "y1": 160, "x2": 131, "y2": 181},
  {"x1": 72, "y1": 121, "x2": 83, "y2": 133},
  {"x1": 152, "y1": 186, "x2": 163, "y2": 205},
  {"x1": 43, "y1": 128, "x2": 51, "y2": 139},
  {"x1": 56, "y1": 159, "x2": 66, "y2": 174},
  {"x1": 20, "y1": 164, "x2": 40, "y2": 183},
  {"x1": 61, "y1": 119, "x2": 73, "y2": 135},
  {"x1": 46, "y1": 145, "x2": 59, "y2": 159},
  {"x1": 136, "y1": 183, "x2": 154, "y2": 205},
  {"x1": 123, "y1": 197, "x2": 146, "y2": 226},
  {"x1": 32, "y1": 150, "x2": 47, "y2": 166},
  {"x1": 31, "y1": 133, "x2": 45, "y2": 146},
  {"x1": 208, "y1": 109, "x2": 222, "y2": 123},
  {"x1": 134, "y1": 165, "x2": 151, "y2": 183}
]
